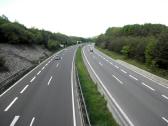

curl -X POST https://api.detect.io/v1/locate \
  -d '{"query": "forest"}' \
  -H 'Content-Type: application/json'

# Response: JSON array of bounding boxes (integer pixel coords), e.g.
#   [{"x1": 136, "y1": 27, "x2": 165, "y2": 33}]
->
[
  {"x1": 0, "y1": 15, "x2": 89, "y2": 50},
  {"x1": 95, "y1": 24, "x2": 168, "y2": 69}
]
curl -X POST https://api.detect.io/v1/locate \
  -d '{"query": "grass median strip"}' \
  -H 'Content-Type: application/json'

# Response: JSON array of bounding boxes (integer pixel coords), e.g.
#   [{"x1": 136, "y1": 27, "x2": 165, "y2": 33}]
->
[{"x1": 76, "y1": 47, "x2": 118, "y2": 126}]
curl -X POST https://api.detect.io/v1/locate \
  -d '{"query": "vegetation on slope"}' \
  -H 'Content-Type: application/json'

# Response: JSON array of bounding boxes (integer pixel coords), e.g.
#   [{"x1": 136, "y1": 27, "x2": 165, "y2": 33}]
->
[
  {"x1": 76, "y1": 47, "x2": 118, "y2": 126},
  {"x1": 0, "y1": 15, "x2": 89, "y2": 49},
  {"x1": 0, "y1": 15, "x2": 90, "y2": 68},
  {"x1": 95, "y1": 24, "x2": 168, "y2": 79}
]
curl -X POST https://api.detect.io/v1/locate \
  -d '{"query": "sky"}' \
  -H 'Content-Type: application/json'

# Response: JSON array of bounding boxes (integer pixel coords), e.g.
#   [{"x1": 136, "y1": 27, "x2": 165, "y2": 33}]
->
[{"x1": 0, "y1": 0, "x2": 168, "y2": 37}]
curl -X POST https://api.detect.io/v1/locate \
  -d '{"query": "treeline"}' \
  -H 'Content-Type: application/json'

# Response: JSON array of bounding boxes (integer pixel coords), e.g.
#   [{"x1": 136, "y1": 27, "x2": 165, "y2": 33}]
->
[
  {"x1": 0, "y1": 15, "x2": 88, "y2": 51},
  {"x1": 95, "y1": 24, "x2": 168, "y2": 69}
]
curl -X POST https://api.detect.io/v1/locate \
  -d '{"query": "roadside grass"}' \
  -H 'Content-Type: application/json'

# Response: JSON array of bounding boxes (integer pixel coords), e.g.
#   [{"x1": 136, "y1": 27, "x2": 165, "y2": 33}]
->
[
  {"x1": 76, "y1": 47, "x2": 118, "y2": 126},
  {"x1": 96, "y1": 47, "x2": 168, "y2": 80}
]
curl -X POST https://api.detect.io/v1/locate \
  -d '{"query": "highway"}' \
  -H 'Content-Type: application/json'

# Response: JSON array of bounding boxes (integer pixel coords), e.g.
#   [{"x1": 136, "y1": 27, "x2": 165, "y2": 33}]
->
[
  {"x1": 83, "y1": 44, "x2": 168, "y2": 126},
  {"x1": 0, "y1": 45, "x2": 82, "y2": 126}
]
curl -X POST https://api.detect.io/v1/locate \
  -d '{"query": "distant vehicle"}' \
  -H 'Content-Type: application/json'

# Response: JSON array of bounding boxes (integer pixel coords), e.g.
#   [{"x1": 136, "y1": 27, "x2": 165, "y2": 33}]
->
[
  {"x1": 90, "y1": 48, "x2": 93, "y2": 52},
  {"x1": 55, "y1": 56, "x2": 61, "y2": 60}
]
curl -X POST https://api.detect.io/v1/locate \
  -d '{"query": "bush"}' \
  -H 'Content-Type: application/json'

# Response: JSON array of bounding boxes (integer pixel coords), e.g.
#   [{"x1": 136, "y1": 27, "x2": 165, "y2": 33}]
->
[
  {"x1": 145, "y1": 37, "x2": 157, "y2": 66},
  {"x1": 121, "y1": 45, "x2": 130, "y2": 57},
  {"x1": 0, "y1": 15, "x2": 85, "y2": 48},
  {"x1": 95, "y1": 23, "x2": 168, "y2": 69},
  {"x1": 153, "y1": 31, "x2": 168, "y2": 69},
  {"x1": 47, "y1": 39, "x2": 60, "y2": 51}
]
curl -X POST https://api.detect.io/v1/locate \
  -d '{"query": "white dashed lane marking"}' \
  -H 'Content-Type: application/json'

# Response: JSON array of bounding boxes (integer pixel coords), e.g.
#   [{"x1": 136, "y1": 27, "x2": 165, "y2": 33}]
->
[
  {"x1": 30, "y1": 117, "x2": 35, "y2": 126},
  {"x1": 129, "y1": 75, "x2": 138, "y2": 81},
  {"x1": 110, "y1": 62, "x2": 113, "y2": 65},
  {"x1": 114, "y1": 65, "x2": 119, "y2": 69},
  {"x1": 20, "y1": 85, "x2": 29, "y2": 94},
  {"x1": 42, "y1": 66, "x2": 45, "y2": 70},
  {"x1": 30, "y1": 76, "x2": 36, "y2": 83},
  {"x1": 162, "y1": 117, "x2": 168, "y2": 124},
  {"x1": 141, "y1": 82, "x2": 155, "y2": 91},
  {"x1": 99, "y1": 62, "x2": 103, "y2": 66},
  {"x1": 112, "y1": 75, "x2": 123, "y2": 84},
  {"x1": 37, "y1": 71, "x2": 41, "y2": 75},
  {"x1": 48, "y1": 76, "x2": 52, "y2": 85},
  {"x1": 161, "y1": 95, "x2": 168, "y2": 100},
  {"x1": 120, "y1": 69, "x2": 127, "y2": 74},
  {"x1": 56, "y1": 63, "x2": 59, "y2": 68},
  {"x1": 4, "y1": 97, "x2": 18, "y2": 111},
  {"x1": 10, "y1": 116, "x2": 20, "y2": 126},
  {"x1": 105, "y1": 59, "x2": 108, "y2": 62}
]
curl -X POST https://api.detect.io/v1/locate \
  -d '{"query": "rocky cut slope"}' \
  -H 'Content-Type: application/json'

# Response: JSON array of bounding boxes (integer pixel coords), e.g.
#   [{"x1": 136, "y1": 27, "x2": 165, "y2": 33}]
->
[{"x1": 0, "y1": 43, "x2": 52, "y2": 82}]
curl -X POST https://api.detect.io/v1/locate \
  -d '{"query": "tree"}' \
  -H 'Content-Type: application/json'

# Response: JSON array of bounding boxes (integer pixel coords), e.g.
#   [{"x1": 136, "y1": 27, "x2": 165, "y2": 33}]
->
[
  {"x1": 121, "y1": 45, "x2": 130, "y2": 57},
  {"x1": 154, "y1": 31, "x2": 168, "y2": 69},
  {"x1": 47, "y1": 39, "x2": 60, "y2": 50},
  {"x1": 145, "y1": 37, "x2": 157, "y2": 66}
]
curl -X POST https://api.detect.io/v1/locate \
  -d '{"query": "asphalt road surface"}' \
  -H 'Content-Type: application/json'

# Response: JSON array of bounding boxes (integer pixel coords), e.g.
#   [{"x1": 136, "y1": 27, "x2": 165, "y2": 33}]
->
[
  {"x1": 0, "y1": 45, "x2": 81, "y2": 126},
  {"x1": 83, "y1": 44, "x2": 168, "y2": 126}
]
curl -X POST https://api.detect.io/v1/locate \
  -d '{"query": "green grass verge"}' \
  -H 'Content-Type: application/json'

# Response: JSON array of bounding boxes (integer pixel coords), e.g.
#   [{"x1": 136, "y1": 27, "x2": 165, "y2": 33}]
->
[
  {"x1": 96, "y1": 47, "x2": 168, "y2": 80},
  {"x1": 76, "y1": 47, "x2": 118, "y2": 126}
]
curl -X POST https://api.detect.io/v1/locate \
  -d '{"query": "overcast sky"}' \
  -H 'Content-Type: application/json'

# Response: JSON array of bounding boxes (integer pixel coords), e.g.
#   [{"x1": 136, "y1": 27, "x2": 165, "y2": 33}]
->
[{"x1": 0, "y1": 0, "x2": 168, "y2": 37}]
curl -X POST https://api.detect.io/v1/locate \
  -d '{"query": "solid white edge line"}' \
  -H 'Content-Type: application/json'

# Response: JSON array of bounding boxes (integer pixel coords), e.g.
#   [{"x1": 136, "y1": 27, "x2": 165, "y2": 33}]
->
[
  {"x1": 83, "y1": 47, "x2": 134, "y2": 126},
  {"x1": 0, "y1": 49, "x2": 63, "y2": 98},
  {"x1": 30, "y1": 117, "x2": 35, "y2": 126},
  {"x1": 20, "y1": 85, "x2": 29, "y2": 94},
  {"x1": 71, "y1": 49, "x2": 77, "y2": 126},
  {"x1": 112, "y1": 75, "x2": 123, "y2": 84},
  {"x1": 4, "y1": 97, "x2": 18, "y2": 111},
  {"x1": 161, "y1": 94, "x2": 168, "y2": 100},
  {"x1": 48, "y1": 76, "x2": 52, "y2": 85},
  {"x1": 10, "y1": 116, "x2": 20, "y2": 126},
  {"x1": 120, "y1": 69, "x2": 127, "y2": 74},
  {"x1": 30, "y1": 76, "x2": 36, "y2": 83},
  {"x1": 129, "y1": 75, "x2": 138, "y2": 81},
  {"x1": 141, "y1": 82, "x2": 155, "y2": 91},
  {"x1": 162, "y1": 117, "x2": 168, "y2": 123}
]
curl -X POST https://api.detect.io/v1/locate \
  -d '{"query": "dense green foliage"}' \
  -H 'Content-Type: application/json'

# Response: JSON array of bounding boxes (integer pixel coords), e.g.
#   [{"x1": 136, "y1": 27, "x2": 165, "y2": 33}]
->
[
  {"x1": 95, "y1": 24, "x2": 168, "y2": 69},
  {"x1": 47, "y1": 39, "x2": 60, "y2": 50},
  {"x1": 0, "y1": 15, "x2": 88, "y2": 50},
  {"x1": 76, "y1": 47, "x2": 118, "y2": 126}
]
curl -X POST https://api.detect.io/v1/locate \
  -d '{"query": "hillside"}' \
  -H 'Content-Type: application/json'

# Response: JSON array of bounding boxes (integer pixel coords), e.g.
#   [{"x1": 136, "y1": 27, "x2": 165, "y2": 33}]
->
[
  {"x1": 95, "y1": 24, "x2": 168, "y2": 79},
  {"x1": 0, "y1": 43, "x2": 52, "y2": 82},
  {"x1": 0, "y1": 15, "x2": 89, "y2": 83}
]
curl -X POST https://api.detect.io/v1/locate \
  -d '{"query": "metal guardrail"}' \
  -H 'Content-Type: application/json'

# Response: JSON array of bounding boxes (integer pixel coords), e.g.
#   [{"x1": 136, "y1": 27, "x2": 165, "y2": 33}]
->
[
  {"x1": 0, "y1": 65, "x2": 35, "y2": 94},
  {"x1": 75, "y1": 66, "x2": 91, "y2": 126}
]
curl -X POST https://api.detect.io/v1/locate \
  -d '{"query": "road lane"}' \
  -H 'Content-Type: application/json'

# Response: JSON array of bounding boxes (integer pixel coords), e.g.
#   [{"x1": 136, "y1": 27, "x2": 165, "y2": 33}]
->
[
  {"x1": 83, "y1": 45, "x2": 168, "y2": 126},
  {"x1": 0, "y1": 45, "x2": 81, "y2": 126},
  {"x1": 94, "y1": 47, "x2": 168, "y2": 96}
]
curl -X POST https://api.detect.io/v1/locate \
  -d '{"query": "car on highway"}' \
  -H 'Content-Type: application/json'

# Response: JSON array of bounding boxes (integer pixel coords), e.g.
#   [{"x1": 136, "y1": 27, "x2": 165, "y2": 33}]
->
[
  {"x1": 55, "y1": 55, "x2": 61, "y2": 60},
  {"x1": 90, "y1": 48, "x2": 93, "y2": 52}
]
